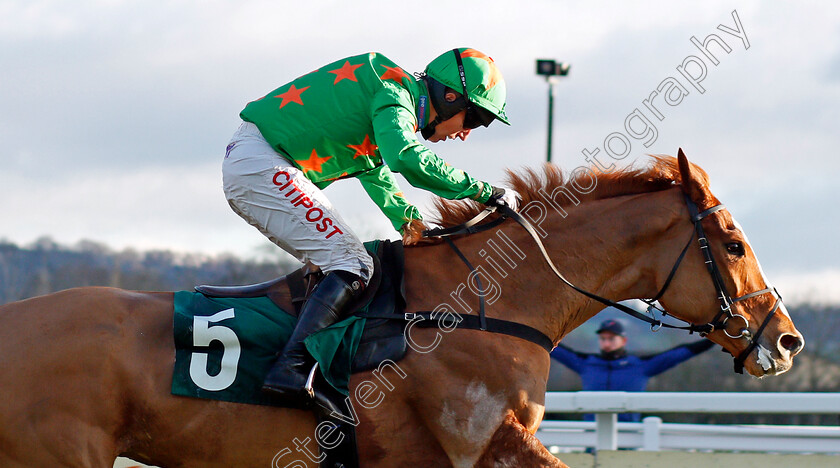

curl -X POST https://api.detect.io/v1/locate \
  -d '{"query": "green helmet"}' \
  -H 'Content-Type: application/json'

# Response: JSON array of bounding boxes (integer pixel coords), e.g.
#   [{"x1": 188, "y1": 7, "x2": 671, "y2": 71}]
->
[{"x1": 422, "y1": 48, "x2": 509, "y2": 132}]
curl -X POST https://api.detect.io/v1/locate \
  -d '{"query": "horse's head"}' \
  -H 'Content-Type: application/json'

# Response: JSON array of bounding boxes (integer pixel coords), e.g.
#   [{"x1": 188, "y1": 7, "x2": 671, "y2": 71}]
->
[{"x1": 658, "y1": 149, "x2": 804, "y2": 377}]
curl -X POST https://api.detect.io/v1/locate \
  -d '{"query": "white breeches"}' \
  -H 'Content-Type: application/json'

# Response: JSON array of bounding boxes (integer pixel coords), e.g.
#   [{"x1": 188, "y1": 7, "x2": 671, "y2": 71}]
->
[{"x1": 222, "y1": 122, "x2": 373, "y2": 282}]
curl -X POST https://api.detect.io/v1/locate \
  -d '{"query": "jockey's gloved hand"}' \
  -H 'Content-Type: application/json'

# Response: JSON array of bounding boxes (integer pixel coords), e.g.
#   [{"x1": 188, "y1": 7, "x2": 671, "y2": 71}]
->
[
  {"x1": 401, "y1": 218, "x2": 435, "y2": 246},
  {"x1": 485, "y1": 185, "x2": 521, "y2": 212}
]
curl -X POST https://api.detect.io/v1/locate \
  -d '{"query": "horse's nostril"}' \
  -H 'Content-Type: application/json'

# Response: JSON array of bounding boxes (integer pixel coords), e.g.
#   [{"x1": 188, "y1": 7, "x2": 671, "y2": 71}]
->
[{"x1": 779, "y1": 334, "x2": 804, "y2": 355}]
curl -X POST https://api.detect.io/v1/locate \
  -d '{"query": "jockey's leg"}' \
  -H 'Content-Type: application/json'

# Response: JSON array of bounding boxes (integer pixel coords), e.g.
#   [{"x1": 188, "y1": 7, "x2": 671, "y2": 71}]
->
[
  {"x1": 261, "y1": 270, "x2": 364, "y2": 402},
  {"x1": 222, "y1": 121, "x2": 374, "y2": 411}
]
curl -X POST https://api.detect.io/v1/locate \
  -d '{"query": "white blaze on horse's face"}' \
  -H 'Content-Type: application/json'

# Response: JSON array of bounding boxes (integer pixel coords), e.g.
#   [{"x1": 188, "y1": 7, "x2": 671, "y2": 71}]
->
[
  {"x1": 756, "y1": 344, "x2": 775, "y2": 372},
  {"x1": 731, "y1": 218, "x2": 791, "y2": 321},
  {"x1": 731, "y1": 217, "x2": 801, "y2": 375}
]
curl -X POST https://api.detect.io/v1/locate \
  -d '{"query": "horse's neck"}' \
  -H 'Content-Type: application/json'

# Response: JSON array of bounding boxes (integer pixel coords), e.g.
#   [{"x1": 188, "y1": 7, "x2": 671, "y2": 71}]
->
[
  {"x1": 403, "y1": 188, "x2": 686, "y2": 344},
  {"x1": 537, "y1": 188, "x2": 688, "y2": 341}
]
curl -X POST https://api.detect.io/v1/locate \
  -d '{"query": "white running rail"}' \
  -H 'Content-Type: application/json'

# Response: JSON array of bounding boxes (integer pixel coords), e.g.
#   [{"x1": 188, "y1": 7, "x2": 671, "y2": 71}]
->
[{"x1": 538, "y1": 392, "x2": 840, "y2": 452}]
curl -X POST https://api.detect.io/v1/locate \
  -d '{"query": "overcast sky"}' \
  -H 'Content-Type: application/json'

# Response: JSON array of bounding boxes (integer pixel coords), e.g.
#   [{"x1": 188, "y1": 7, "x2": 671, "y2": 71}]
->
[{"x1": 1, "y1": 1, "x2": 838, "y2": 303}]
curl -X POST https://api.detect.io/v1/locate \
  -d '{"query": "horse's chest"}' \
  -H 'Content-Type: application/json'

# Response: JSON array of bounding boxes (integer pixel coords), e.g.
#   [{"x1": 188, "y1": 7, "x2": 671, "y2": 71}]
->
[{"x1": 437, "y1": 381, "x2": 509, "y2": 466}]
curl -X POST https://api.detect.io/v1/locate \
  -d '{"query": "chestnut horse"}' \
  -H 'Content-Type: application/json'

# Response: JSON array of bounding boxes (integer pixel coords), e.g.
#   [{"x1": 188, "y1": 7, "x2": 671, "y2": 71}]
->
[{"x1": 0, "y1": 151, "x2": 803, "y2": 468}]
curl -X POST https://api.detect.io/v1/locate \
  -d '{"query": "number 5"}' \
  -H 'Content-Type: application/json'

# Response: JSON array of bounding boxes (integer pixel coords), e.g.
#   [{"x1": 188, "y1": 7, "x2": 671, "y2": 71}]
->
[{"x1": 189, "y1": 308, "x2": 241, "y2": 391}]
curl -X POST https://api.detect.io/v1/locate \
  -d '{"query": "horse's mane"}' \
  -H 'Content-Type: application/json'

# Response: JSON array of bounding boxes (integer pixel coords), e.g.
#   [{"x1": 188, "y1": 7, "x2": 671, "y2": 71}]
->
[{"x1": 431, "y1": 155, "x2": 704, "y2": 229}]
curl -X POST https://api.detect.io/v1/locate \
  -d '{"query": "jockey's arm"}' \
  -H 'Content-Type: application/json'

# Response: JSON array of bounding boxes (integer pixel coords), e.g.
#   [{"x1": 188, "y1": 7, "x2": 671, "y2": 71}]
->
[
  {"x1": 356, "y1": 164, "x2": 422, "y2": 231},
  {"x1": 370, "y1": 87, "x2": 493, "y2": 204}
]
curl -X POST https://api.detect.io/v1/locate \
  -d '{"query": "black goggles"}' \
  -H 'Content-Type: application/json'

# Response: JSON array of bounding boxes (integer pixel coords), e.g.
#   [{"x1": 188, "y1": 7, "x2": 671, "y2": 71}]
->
[
  {"x1": 453, "y1": 49, "x2": 496, "y2": 130},
  {"x1": 463, "y1": 103, "x2": 496, "y2": 129}
]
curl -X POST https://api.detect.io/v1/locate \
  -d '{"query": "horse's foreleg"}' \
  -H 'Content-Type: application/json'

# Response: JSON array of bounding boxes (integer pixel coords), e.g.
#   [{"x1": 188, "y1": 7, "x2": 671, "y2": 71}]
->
[
  {"x1": 475, "y1": 412, "x2": 568, "y2": 468},
  {"x1": 0, "y1": 428, "x2": 118, "y2": 468}
]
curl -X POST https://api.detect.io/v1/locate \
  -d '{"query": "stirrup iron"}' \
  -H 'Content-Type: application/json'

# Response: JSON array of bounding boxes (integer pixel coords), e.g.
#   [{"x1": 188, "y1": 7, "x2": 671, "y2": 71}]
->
[{"x1": 304, "y1": 362, "x2": 319, "y2": 400}]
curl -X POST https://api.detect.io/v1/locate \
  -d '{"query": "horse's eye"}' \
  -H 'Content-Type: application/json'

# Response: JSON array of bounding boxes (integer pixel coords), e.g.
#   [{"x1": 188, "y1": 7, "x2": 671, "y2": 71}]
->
[{"x1": 726, "y1": 242, "x2": 745, "y2": 256}]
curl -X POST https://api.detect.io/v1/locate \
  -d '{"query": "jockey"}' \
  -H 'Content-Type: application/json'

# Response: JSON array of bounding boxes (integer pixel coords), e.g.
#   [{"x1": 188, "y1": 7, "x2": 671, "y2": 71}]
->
[{"x1": 223, "y1": 48, "x2": 520, "y2": 405}]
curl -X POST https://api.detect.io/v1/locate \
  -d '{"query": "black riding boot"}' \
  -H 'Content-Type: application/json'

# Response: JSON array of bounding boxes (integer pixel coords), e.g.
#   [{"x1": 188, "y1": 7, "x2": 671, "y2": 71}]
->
[{"x1": 262, "y1": 270, "x2": 364, "y2": 405}]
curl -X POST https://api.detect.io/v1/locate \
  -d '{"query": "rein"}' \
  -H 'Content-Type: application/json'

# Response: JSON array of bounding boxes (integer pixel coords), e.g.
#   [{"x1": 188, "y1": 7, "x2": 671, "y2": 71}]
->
[
  {"x1": 414, "y1": 207, "x2": 554, "y2": 353},
  {"x1": 421, "y1": 194, "x2": 784, "y2": 374}
]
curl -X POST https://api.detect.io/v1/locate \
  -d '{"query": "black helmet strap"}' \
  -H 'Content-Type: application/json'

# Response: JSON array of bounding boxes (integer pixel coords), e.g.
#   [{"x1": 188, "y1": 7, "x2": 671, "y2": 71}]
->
[
  {"x1": 420, "y1": 114, "x2": 442, "y2": 140},
  {"x1": 453, "y1": 49, "x2": 473, "y2": 103}
]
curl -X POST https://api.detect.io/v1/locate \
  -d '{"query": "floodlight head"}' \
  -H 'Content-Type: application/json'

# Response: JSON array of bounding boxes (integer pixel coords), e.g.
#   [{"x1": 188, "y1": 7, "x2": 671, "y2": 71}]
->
[{"x1": 536, "y1": 59, "x2": 570, "y2": 76}]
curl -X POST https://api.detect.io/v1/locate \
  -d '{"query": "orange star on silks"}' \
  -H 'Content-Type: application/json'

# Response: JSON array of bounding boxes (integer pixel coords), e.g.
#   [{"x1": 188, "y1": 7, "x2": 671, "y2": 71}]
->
[
  {"x1": 460, "y1": 49, "x2": 503, "y2": 90},
  {"x1": 328, "y1": 61, "x2": 364, "y2": 84},
  {"x1": 297, "y1": 149, "x2": 332, "y2": 174},
  {"x1": 347, "y1": 135, "x2": 378, "y2": 159},
  {"x1": 274, "y1": 84, "x2": 310, "y2": 109},
  {"x1": 379, "y1": 64, "x2": 409, "y2": 84}
]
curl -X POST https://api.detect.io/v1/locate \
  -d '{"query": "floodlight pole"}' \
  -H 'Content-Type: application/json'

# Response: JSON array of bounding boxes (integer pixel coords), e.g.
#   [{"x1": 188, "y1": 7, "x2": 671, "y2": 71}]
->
[
  {"x1": 546, "y1": 76, "x2": 557, "y2": 163},
  {"x1": 536, "y1": 59, "x2": 569, "y2": 163}
]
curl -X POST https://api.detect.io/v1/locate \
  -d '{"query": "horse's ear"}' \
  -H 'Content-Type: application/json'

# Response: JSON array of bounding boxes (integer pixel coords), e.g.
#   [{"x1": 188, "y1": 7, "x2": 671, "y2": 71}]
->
[{"x1": 677, "y1": 148, "x2": 706, "y2": 203}]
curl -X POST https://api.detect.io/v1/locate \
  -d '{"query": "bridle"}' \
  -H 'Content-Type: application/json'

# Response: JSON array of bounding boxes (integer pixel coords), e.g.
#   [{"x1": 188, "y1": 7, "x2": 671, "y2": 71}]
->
[
  {"x1": 675, "y1": 193, "x2": 784, "y2": 373},
  {"x1": 423, "y1": 193, "x2": 784, "y2": 374}
]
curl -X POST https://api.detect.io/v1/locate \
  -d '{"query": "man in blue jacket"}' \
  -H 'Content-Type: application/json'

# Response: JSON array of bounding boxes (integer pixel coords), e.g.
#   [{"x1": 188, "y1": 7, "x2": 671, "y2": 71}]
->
[{"x1": 551, "y1": 319, "x2": 715, "y2": 422}]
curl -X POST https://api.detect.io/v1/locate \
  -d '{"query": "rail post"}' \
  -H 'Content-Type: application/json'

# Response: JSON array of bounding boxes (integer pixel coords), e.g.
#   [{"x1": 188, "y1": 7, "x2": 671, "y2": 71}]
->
[
  {"x1": 642, "y1": 416, "x2": 662, "y2": 451},
  {"x1": 595, "y1": 413, "x2": 617, "y2": 450}
]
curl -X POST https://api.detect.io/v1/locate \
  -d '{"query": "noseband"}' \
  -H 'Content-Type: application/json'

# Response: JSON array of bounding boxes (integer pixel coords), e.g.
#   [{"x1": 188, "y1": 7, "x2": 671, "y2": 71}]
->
[{"x1": 424, "y1": 193, "x2": 784, "y2": 374}]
